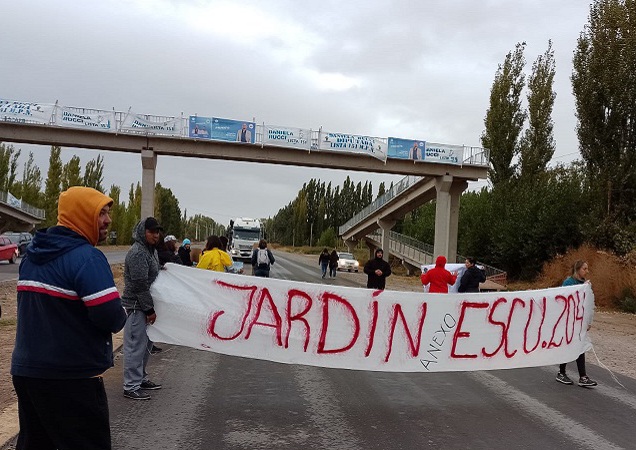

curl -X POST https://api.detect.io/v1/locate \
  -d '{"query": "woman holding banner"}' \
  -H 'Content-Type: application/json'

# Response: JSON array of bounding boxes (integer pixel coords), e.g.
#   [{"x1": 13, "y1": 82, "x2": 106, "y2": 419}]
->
[{"x1": 556, "y1": 260, "x2": 598, "y2": 388}]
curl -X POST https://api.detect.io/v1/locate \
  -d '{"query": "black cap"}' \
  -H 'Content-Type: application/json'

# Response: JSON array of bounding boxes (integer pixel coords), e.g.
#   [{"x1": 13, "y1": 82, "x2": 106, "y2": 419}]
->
[{"x1": 145, "y1": 217, "x2": 163, "y2": 232}]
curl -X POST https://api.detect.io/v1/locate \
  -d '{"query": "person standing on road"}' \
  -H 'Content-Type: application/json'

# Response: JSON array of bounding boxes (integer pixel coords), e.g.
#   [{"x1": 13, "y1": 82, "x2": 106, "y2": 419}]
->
[
  {"x1": 458, "y1": 257, "x2": 486, "y2": 293},
  {"x1": 421, "y1": 255, "x2": 457, "y2": 293},
  {"x1": 122, "y1": 217, "x2": 163, "y2": 400},
  {"x1": 11, "y1": 186, "x2": 127, "y2": 450},
  {"x1": 329, "y1": 249, "x2": 339, "y2": 278},
  {"x1": 318, "y1": 248, "x2": 330, "y2": 278},
  {"x1": 251, "y1": 239, "x2": 275, "y2": 277},
  {"x1": 556, "y1": 260, "x2": 598, "y2": 388},
  {"x1": 363, "y1": 248, "x2": 392, "y2": 290},
  {"x1": 197, "y1": 235, "x2": 233, "y2": 272},
  {"x1": 178, "y1": 238, "x2": 193, "y2": 266},
  {"x1": 157, "y1": 234, "x2": 182, "y2": 266}
]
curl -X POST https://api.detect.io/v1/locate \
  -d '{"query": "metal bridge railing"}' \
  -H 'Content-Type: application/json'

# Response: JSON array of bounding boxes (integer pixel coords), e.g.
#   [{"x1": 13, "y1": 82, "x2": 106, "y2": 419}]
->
[
  {"x1": 339, "y1": 175, "x2": 422, "y2": 235},
  {"x1": 0, "y1": 191, "x2": 46, "y2": 219},
  {"x1": 366, "y1": 230, "x2": 507, "y2": 285}
]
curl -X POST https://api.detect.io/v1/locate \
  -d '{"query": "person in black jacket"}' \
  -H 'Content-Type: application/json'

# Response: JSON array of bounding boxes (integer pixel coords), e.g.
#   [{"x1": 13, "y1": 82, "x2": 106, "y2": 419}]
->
[
  {"x1": 363, "y1": 248, "x2": 391, "y2": 290},
  {"x1": 458, "y1": 257, "x2": 486, "y2": 293},
  {"x1": 251, "y1": 239, "x2": 275, "y2": 277},
  {"x1": 177, "y1": 238, "x2": 193, "y2": 266},
  {"x1": 157, "y1": 234, "x2": 182, "y2": 267}
]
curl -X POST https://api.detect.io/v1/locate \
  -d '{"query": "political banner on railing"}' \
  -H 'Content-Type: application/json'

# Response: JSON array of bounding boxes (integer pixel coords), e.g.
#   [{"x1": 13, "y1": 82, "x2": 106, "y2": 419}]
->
[
  {"x1": 263, "y1": 125, "x2": 311, "y2": 150},
  {"x1": 0, "y1": 99, "x2": 54, "y2": 124},
  {"x1": 120, "y1": 113, "x2": 182, "y2": 135},
  {"x1": 148, "y1": 264, "x2": 594, "y2": 373},
  {"x1": 189, "y1": 116, "x2": 255, "y2": 143},
  {"x1": 53, "y1": 107, "x2": 116, "y2": 131},
  {"x1": 425, "y1": 142, "x2": 463, "y2": 165},
  {"x1": 318, "y1": 132, "x2": 387, "y2": 161},
  {"x1": 388, "y1": 137, "x2": 426, "y2": 161}
]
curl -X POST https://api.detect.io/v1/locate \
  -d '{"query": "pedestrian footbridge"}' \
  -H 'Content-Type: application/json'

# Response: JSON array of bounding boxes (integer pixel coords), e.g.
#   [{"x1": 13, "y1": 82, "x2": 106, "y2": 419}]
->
[
  {"x1": 339, "y1": 174, "x2": 507, "y2": 290},
  {"x1": 0, "y1": 190, "x2": 45, "y2": 232}
]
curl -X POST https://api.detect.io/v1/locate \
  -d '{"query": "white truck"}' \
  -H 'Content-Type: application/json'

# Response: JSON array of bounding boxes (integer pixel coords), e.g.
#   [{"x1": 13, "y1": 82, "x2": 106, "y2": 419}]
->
[{"x1": 228, "y1": 217, "x2": 263, "y2": 260}]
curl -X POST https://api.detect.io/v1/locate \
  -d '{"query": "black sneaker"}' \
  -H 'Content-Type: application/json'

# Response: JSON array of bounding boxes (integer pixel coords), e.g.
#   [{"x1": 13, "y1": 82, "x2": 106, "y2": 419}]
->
[
  {"x1": 150, "y1": 345, "x2": 163, "y2": 354},
  {"x1": 556, "y1": 373, "x2": 573, "y2": 385},
  {"x1": 578, "y1": 376, "x2": 598, "y2": 387},
  {"x1": 124, "y1": 389, "x2": 151, "y2": 400},
  {"x1": 140, "y1": 380, "x2": 162, "y2": 390}
]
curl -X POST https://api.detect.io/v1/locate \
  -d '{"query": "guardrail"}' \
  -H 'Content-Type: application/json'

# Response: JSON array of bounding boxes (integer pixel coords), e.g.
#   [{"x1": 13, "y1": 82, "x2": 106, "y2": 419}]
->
[{"x1": 0, "y1": 190, "x2": 45, "y2": 219}]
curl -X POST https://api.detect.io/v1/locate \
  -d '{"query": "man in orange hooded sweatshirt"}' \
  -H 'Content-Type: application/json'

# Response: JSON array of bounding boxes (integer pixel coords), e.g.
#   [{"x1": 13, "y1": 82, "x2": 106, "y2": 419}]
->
[{"x1": 420, "y1": 255, "x2": 457, "y2": 293}]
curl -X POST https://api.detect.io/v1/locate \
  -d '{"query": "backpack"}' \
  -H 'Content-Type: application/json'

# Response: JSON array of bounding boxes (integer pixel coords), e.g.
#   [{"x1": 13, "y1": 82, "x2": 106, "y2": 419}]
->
[{"x1": 257, "y1": 248, "x2": 270, "y2": 266}]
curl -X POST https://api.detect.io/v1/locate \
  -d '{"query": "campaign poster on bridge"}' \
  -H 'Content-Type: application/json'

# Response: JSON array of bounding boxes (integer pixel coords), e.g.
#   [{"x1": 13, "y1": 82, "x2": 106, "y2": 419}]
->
[
  {"x1": 318, "y1": 131, "x2": 387, "y2": 160},
  {"x1": 189, "y1": 116, "x2": 255, "y2": 143},
  {"x1": 263, "y1": 125, "x2": 311, "y2": 150},
  {"x1": 148, "y1": 264, "x2": 594, "y2": 373},
  {"x1": 0, "y1": 99, "x2": 54, "y2": 124},
  {"x1": 425, "y1": 142, "x2": 463, "y2": 165},
  {"x1": 54, "y1": 107, "x2": 116, "y2": 131},
  {"x1": 387, "y1": 137, "x2": 426, "y2": 161},
  {"x1": 120, "y1": 113, "x2": 182, "y2": 136}
]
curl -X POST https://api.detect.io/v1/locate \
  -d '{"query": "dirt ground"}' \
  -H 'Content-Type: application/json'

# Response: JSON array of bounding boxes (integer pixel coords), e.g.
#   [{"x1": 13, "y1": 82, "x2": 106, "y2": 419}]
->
[{"x1": 1, "y1": 256, "x2": 635, "y2": 446}]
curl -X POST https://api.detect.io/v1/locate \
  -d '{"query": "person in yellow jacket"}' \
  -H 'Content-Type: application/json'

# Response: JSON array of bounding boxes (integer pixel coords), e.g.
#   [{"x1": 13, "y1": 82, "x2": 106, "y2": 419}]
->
[{"x1": 196, "y1": 235, "x2": 232, "y2": 272}]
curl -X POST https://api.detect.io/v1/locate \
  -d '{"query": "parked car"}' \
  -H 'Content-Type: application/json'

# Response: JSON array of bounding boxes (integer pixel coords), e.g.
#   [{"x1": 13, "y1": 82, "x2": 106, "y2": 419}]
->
[
  {"x1": 337, "y1": 252, "x2": 359, "y2": 272},
  {"x1": 1, "y1": 232, "x2": 33, "y2": 256},
  {"x1": 0, "y1": 236, "x2": 19, "y2": 264}
]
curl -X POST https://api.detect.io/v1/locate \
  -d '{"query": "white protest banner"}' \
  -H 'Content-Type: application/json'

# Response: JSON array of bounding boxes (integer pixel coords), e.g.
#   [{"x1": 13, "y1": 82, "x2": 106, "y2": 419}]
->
[
  {"x1": 148, "y1": 264, "x2": 594, "y2": 372},
  {"x1": 0, "y1": 99, "x2": 54, "y2": 124},
  {"x1": 54, "y1": 107, "x2": 116, "y2": 131},
  {"x1": 424, "y1": 142, "x2": 463, "y2": 164},
  {"x1": 120, "y1": 113, "x2": 182, "y2": 135},
  {"x1": 318, "y1": 132, "x2": 387, "y2": 161},
  {"x1": 263, "y1": 125, "x2": 311, "y2": 150}
]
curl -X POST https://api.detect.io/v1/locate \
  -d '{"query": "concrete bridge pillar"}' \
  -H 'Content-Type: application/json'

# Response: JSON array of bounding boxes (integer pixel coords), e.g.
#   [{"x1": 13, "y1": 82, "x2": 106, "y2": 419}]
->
[
  {"x1": 141, "y1": 149, "x2": 157, "y2": 220},
  {"x1": 433, "y1": 175, "x2": 467, "y2": 261},
  {"x1": 344, "y1": 238, "x2": 357, "y2": 253},
  {"x1": 377, "y1": 218, "x2": 396, "y2": 262}
]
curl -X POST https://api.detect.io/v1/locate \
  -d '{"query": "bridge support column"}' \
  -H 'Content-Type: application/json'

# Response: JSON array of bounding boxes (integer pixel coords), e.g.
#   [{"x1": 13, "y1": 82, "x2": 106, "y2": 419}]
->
[
  {"x1": 344, "y1": 238, "x2": 357, "y2": 253},
  {"x1": 141, "y1": 149, "x2": 157, "y2": 220},
  {"x1": 377, "y1": 218, "x2": 396, "y2": 262},
  {"x1": 433, "y1": 175, "x2": 467, "y2": 261}
]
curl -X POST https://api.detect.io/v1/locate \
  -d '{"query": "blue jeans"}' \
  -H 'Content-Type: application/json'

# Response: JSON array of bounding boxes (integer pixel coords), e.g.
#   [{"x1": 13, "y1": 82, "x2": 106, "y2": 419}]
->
[
  {"x1": 123, "y1": 310, "x2": 153, "y2": 392},
  {"x1": 321, "y1": 262, "x2": 328, "y2": 277}
]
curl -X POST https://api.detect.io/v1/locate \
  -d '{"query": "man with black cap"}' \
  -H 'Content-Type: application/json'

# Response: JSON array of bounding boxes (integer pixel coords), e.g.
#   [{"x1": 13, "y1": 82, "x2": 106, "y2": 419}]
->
[{"x1": 122, "y1": 217, "x2": 163, "y2": 400}]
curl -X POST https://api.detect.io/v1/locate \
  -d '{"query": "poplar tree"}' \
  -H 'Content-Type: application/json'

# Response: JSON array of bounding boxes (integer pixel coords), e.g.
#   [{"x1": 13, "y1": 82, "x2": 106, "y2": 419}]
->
[
  {"x1": 83, "y1": 154, "x2": 105, "y2": 192},
  {"x1": 61, "y1": 155, "x2": 83, "y2": 190},
  {"x1": 18, "y1": 152, "x2": 43, "y2": 208},
  {"x1": 43, "y1": 146, "x2": 63, "y2": 227},
  {"x1": 572, "y1": 0, "x2": 636, "y2": 223},
  {"x1": 481, "y1": 42, "x2": 527, "y2": 185},
  {"x1": 520, "y1": 41, "x2": 556, "y2": 179},
  {"x1": 0, "y1": 143, "x2": 21, "y2": 193}
]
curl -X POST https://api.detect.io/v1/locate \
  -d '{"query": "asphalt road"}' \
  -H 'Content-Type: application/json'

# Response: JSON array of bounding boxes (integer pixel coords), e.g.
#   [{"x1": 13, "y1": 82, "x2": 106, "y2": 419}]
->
[{"x1": 103, "y1": 251, "x2": 636, "y2": 450}]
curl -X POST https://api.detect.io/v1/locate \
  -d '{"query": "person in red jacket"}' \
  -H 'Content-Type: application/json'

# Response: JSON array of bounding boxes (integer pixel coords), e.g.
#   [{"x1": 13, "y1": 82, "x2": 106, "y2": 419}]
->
[{"x1": 420, "y1": 255, "x2": 457, "y2": 293}]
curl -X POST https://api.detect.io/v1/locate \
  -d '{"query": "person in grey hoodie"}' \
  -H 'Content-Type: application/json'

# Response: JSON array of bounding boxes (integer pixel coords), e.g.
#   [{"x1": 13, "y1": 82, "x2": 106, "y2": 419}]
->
[{"x1": 122, "y1": 217, "x2": 163, "y2": 400}]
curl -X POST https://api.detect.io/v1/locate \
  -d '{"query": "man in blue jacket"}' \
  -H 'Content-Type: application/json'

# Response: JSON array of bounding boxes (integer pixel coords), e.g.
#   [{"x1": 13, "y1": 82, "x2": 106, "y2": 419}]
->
[{"x1": 11, "y1": 186, "x2": 127, "y2": 450}]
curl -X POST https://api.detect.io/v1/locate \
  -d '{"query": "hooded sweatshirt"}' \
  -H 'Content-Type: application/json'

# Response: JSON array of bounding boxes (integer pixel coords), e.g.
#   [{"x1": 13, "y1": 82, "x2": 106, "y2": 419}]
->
[
  {"x1": 420, "y1": 256, "x2": 457, "y2": 293},
  {"x1": 121, "y1": 218, "x2": 161, "y2": 314},
  {"x1": 11, "y1": 187, "x2": 127, "y2": 379},
  {"x1": 363, "y1": 250, "x2": 392, "y2": 290}
]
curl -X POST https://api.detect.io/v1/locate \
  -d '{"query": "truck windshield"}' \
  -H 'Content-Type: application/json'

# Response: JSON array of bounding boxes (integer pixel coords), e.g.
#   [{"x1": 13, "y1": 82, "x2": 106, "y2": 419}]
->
[{"x1": 233, "y1": 229, "x2": 260, "y2": 241}]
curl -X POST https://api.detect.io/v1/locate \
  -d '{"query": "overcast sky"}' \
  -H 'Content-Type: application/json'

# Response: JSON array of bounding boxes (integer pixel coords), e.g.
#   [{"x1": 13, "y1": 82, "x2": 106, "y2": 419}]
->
[{"x1": 1, "y1": 0, "x2": 592, "y2": 227}]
